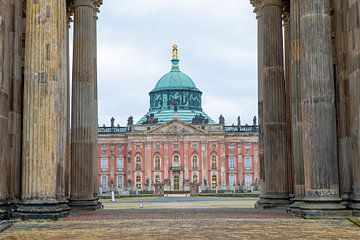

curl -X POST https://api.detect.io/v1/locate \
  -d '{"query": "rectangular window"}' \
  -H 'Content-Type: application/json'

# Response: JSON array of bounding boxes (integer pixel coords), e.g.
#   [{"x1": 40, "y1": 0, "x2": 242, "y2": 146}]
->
[
  {"x1": 229, "y1": 156, "x2": 235, "y2": 168},
  {"x1": 117, "y1": 156, "x2": 124, "y2": 171},
  {"x1": 117, "y1": 175, "x2": 123, "y2": 189},
  {"x1": 245, "y1": 175, "x2": 252, "y2": 190},
  {"x1": 245, "y1": 156, "x2": 251, "y2": 169},
  {"x1": 228, "y1": 144, "x2": 235, "y2": 150},
  {"x1": 101, "y1": 158, "x2": 108, "y2": 170},
  {"x1": 230, "y1": 175, "x2": 236, "y2": 187},
  {"x1": 101, "y1": 176, "x2": 107, "y2": 191}
]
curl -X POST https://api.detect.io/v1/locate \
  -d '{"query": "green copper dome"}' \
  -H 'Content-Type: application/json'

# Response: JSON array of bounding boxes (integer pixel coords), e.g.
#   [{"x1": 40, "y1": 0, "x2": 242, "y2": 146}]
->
[
  {"x1": 138, "y1": 45, "x2": 214, "y2": 125},
  {"x1": 151, "y1": 59, "x2": 200, "y2": 92}
]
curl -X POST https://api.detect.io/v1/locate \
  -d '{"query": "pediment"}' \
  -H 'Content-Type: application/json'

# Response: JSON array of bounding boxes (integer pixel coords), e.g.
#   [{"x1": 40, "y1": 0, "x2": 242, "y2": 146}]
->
[{"x1": 147, "y1": 120, "x2": 207, "y2": 135}]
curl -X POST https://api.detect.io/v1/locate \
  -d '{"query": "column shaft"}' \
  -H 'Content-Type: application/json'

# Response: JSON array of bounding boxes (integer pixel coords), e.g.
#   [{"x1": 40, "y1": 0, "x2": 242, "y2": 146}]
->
[
  {"x1": 256, "y1": 0, "x2": 290, "y2": 208},
  {"x1": 348, "y1": 0, "x2": 360, "y2": 215},
  {"x1": 299, "y1": 0, "x2": 346, "y2": 216},
  {"x1": 70, "y1": 0, "x2": 100, "y2": 209},
  {"x1": 334, "y1": 0, "x2": 352, "y2": 202},
  {"x1": 289, "y1": 0, "x2": 305, "y2": 205},
  {"x1": 19, "y1": 0, "x2": 69, "y2": 219}
]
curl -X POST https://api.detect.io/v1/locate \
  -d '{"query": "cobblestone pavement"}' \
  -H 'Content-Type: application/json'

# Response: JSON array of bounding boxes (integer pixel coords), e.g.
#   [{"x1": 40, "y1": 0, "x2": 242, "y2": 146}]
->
[{"x1": 1, "y1": 198, "x2": 359, "y2": 240}]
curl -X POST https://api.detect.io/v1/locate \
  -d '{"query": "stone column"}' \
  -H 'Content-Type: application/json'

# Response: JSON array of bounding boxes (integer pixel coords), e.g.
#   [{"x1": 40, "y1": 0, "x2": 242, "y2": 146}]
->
[
  {"x1": 250, "y1": 0, "x2": 265, "y2": 192},
  {"x1": 283, "y1": 5, "x2": 294, "y2": 198},
  {"x1": 348, "y1": 0, "x2": 360, "y2": 216},
  {"x1": 69, "y1": 0, "x2": 101, "y2": 209},
  {"x1": 8, "y1": 0, "x2": 25, "y2": 208},
  {"x1": 0, "y1": 0, "x2": 10, "y2": 219},
  {"x1": 19, "y1": 0, "x2": 70, "y2": 219},
  {"x1": 288, "y1": 0, "x2": 305, "y2": 211},
  {"x1": 334, "y1": 0, "x2": 352, "y2": 203},
  {"x1": 256, "y1": 0, "x2": 290, "y2": 208},
  {"x1": 298, "y1": 0, "x2": 346, "y2": 217}
]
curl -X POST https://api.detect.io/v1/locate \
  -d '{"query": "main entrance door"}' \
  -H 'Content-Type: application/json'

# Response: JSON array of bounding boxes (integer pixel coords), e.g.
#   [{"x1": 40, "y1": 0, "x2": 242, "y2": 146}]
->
[{"x1": 174, "y1": 175, "x2": 180, "y2": 191}]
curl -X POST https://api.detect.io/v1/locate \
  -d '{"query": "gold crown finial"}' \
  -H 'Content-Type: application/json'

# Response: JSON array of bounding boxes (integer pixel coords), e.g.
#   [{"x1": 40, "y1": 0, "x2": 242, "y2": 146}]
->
[{"x1": 172, "y1": 44, "x2": 178, "y2": 60}]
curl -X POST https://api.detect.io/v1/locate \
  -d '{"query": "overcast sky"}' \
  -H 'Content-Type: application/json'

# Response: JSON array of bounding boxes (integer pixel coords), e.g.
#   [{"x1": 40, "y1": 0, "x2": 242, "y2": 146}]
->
[{"x1": 96, "y1": 0, "x2": 258, "y2": 127}]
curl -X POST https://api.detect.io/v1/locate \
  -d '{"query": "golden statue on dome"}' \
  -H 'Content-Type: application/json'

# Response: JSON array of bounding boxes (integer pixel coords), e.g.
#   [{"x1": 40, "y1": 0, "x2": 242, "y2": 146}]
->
[{"x1": 172, "y1": 44, "x2": 179, "y2": 60}]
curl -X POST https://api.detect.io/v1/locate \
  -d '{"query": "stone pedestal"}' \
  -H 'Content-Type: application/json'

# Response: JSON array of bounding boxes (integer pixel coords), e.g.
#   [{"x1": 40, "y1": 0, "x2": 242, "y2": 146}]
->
[
  {"x1": 19, "y1": 0, "x2": 70, "y2": 219},
  {"x1": 69, "y1": 0, "x2": 101, "y2": 210},
  {"x1": 255, "y1": 0, "x2": 290, "y2": 208},
  {"x1": 297, "y1": 0, "x2": 347, "y2": 217}
]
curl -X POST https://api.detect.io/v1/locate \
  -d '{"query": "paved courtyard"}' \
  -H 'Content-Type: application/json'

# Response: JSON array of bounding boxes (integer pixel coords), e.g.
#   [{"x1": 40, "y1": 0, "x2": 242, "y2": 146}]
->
[{"x1": 1, "y1": 197, "x2": 359, "y2": 239}]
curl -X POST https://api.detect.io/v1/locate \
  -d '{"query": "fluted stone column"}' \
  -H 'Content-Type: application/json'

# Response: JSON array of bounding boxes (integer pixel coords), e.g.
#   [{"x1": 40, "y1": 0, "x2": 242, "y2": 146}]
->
[
  {"x1": 334, "y1": 0, "x2": 352, "y2": 203},
  {"x1": 69, "y1": 0, "x2": 101, "y2": 209},
  {"x1": 298, "y1": 0, "x2": 347, "y2": 217},
  {"x1": 348, "y1": 0, "x2": 360, "y2": 216},
  {"x1": 8, "y1": 0, "x2": 24, "y2": 208},
  {"x1": 18, "y1": 0, "x2": 70, "y2": 219},
  {"x1": 256, "y1": 0, "x2": 290, "y2": 208},
  {"x1": 0, "y1": 0, "x2": 10, "y2": 219},
  {"x1": 289, "y1": 0, "x2": 305, "y2": 210},
  {"x1": 250, "y1": 0, "x2": 265, "y2": 192}
]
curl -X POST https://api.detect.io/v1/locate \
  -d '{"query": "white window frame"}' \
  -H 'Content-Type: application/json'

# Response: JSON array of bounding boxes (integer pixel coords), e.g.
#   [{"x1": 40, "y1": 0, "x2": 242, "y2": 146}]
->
[
  {"x1": 117, "y1": 156, "x2": 124, "y2": 171},
  {"x1": 101, "y1": 158, "x2": 108, "y2": 170}
]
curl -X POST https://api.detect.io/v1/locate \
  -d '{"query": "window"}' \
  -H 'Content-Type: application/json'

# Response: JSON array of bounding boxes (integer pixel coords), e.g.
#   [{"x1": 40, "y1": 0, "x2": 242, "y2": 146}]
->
[
  {"x1": 101, "y1": 144, "x2": 108, "y2": 152},
  {"x1": 229, "y1": 155, "x2": 235, "y2": 168},
  {"x1": 192, "y1": 155, "x2": 198, "y2": 170},
  {"x1": 101, "y1": 158, "x2": 108, "y2": 170},
  {"x1": 155, "y1": 143, "x2": 160, "y2": 152},
  {"x1": 136, "y1": 144, "x2": 141, "y2": 152},
  {"x1": 245, "y1": 156, "x2": 251, "y2": 169},
  {"x1": 245, "y1": 175, "x2": 252, "y2": 190},
  {"x1": 117, "y1": 175, "x2": 123, "y2": 188},
  {"x1": 155, "y1": 175, "x2": 160, "y2": 184},
  {"x1": 211, "y1": 155, "x2": 217, "y2": 169},
  {"x1": 117, "y1": 145, "x2": 124, "y2": 152},
  {"x1": 193, "y1": 175, "x2": 198, "y2": 183},
  {"x1": 117, "y1": 156, "x2": 124, "y2": 171},
  {"x1": 212, "y1": 143, "x2": 217, "y2": 149},
  {"x1": 211, "y1": 175, "x2": 217, "y2": 189},
  {"x1": 136, "y1": 156, "x2": 142, "y2": 171},
  {"x1": 136, "y1": 176, "x2": 141, "y2": 189},
  {"x1": 228, "y1": 144, "x2": 235, "y2": 150},
  {"x1": 155, "y1": 155, "x2": 161, "y2": 170},
  {"x1": 245, "y1": 145, "x2": 251, "y2": 150},
  {"x1": 173, "y1": 155, "x2": 180, "y2": 166},
  {"x1": 230, "y1": 174, "x2": 236, "y2": 187},
  {"x1": 101, "y1": 176, "x2": 107, "y2": 191},
  {"x1": 192, "y1": 143, "x2": 198, "y2": 150},
  {"x1": 173, "y1": 143, "x2": 179, "y2": 150}
]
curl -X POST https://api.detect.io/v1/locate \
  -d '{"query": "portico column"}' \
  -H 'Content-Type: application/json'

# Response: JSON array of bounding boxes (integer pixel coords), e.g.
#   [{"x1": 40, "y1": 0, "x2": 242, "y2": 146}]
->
[
  {"x1": 289, "y1": 0, "x2": 305, "y2": 209},
  {"x1": 348, "y1": 0, "x2": 360, "y2": 216},
  {"x1": 69, "y1": 0, "x2": 101, "y2": 209},
  {"x1": 250, "y1": 0, "x2": 265, "y2": 193},
  {"x1": 256, "y1": 0, "x2": 290, "y2": 208},
  {"x1": 298, "y1": 0, "x2": 346, "y2": 217},
  {"x1": 18, "y1": 0, "x2": 70, "y2": 219}
]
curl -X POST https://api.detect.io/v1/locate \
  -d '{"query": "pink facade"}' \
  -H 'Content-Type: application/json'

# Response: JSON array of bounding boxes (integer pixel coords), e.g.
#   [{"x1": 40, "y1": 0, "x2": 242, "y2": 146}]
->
[{"x1": 97, "y1": 120, "x2": 259, "y2": 194}]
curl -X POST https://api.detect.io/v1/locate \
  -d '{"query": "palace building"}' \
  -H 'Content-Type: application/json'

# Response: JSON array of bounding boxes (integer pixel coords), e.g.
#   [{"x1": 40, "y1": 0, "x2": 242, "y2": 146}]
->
[{"x1": 97, "y1": 46, "x2": 259, "y2": 194}]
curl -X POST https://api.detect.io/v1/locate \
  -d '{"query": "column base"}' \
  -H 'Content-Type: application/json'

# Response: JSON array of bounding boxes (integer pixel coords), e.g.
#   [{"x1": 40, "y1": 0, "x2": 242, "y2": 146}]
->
[
  {"x1": 15, "y1": 199, "x2": 70, "y2": 220},
  {"x1": 286, "y1": 199, "x2": 304, "y2": 215},
  {"x1": 255, "y1": 195, "x2": 291, "y2": 209},
  {"x1": 68, "y1": 198, "x2": 102, "y2": 210},
  {"x1": 350, "y1": 200, "x2": 360, "y2": 217},
  {"x1": 296, "y1": 200, "x2": 351, "y2": 219},
  {"x1": 0, "y1": 200, "x2": 9, "y2": 220}
]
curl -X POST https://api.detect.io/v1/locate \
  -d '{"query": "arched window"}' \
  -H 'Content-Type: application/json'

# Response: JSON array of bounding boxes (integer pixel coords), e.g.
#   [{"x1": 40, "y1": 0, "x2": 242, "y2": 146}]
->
[
  {"x1": 211, "y1": 175, "x2": 217, "y2": 189},
  {"x1": 192, "y1": 155, "x2": 198, "y2": 170},
  {"x1": 136, "y1": 156, "x2": 142, "y2": 170},
  {"x1": 173, "y1": 155, "x2": 180, "y2": 166},
  {"x1": 136, "y1": 176, "x2": 141, "y2": 189},
  {"x1": 193, "y1": 175, "x2": 198, "y2": 183},
  {"x1": 211, "y1": 155, "x2": 217, "y2": 169},
  {"x1": 155, "y1": 175, "x2": 160, "y2": 184},
  {"x1": 154, "y1": 155, "x2": 161, "y2": 170}
]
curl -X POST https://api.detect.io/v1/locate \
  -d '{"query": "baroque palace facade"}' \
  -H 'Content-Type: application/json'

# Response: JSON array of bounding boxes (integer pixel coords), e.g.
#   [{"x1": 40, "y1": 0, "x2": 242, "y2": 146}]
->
[{"x1": 97, "y1": 46, "x2": 260, "y2": 194}]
